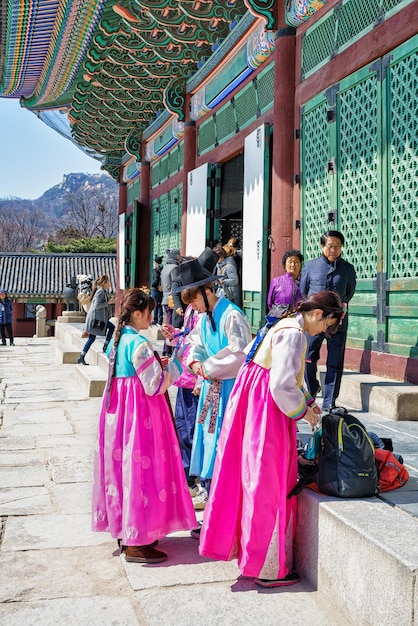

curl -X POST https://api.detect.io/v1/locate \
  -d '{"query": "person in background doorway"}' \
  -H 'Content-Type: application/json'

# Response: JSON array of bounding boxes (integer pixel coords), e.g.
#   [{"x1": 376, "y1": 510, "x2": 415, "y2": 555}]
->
[
  {"x1": 78, "y1": 275, "x2": 115, "y2": 364},
  {"x1": 151, "y1": 255, "x2": 163, "y2": 325},
  {"x1": 0, "y1": 289, "x2": 14, "y2": 346},
  {"x1": 267, "y1": 249, "x2": 303, "y2": 312},
  {"x1": 213, "y1": 242, "x2": 242, "y2": 308},
  {"x1": 92, "y1": 288, "x2": 196, "y2": 563},
  {"x1": 300, "y1": 230, "x2": 356, "y2": 411},
  {"x1": 199, "y1": 291, "x2": 343, "y2": 588},
  {"x1": 160, "y1": 248, "x2": 181, "y2": 356}
]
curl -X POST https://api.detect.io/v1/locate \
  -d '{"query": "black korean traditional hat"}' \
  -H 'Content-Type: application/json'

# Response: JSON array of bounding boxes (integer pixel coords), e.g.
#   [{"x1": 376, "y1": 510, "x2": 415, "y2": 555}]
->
[{"x1": 171, "y1": 247, "x2": 220, "y2": 294}]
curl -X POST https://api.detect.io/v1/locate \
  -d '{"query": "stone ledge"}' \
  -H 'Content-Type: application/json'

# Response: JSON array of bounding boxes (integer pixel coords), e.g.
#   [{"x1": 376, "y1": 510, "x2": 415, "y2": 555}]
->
[
  {"x1": 295, "y1": 489, "x2": 418, "y2": 626},
  {"x1": 319, "y1": 367, "x2": 418, "y2": 420}
]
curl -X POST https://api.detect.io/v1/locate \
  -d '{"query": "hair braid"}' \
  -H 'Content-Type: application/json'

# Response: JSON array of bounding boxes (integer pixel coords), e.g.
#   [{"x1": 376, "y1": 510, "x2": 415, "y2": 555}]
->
[{"x1": 105, "y1": 289, "x2": 155, "y2": 408}]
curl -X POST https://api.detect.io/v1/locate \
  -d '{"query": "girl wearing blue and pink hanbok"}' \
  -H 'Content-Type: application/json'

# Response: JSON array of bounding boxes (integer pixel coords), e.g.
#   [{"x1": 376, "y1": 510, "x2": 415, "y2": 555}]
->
[{"x1": 92, "y1": 289, "x2": 196, "y2": 564}]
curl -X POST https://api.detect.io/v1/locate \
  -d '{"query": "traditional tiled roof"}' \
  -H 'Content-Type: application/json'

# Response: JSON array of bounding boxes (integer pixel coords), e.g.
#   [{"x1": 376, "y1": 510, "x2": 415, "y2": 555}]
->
[{"x1": 0, "y1": 253, "x2": 116, "y2": 298}]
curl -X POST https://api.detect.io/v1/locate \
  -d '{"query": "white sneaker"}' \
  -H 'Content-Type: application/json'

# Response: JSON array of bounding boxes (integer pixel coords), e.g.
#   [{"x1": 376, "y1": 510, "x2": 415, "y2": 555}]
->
[
  {"x1": 193, "y1": 487, "x2": 208, "y2": 510},
  {"x1": 188, "y1": 484, "x2": 199, "y2": 498}
]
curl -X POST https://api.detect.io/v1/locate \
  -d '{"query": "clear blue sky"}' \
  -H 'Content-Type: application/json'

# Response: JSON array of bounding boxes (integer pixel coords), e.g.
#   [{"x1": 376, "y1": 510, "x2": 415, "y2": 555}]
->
[{"x1": 0, "y1": 98, "x2": 104, "y2": 200}]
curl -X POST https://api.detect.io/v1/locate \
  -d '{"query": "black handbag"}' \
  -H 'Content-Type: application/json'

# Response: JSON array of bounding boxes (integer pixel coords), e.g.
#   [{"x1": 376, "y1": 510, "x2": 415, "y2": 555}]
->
[{"x1": 92, "y1": 319, "x2": 105, "y2": 330}]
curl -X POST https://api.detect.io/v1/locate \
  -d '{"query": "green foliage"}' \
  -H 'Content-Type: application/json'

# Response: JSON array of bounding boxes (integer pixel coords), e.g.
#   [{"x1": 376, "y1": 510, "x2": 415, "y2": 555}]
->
[{"x1": 45, "y1": 237, "x2": 117, "y2": 254}]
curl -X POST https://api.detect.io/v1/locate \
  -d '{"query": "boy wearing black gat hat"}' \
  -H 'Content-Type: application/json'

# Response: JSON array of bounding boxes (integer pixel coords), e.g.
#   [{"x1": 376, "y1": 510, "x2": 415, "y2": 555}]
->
[{"x1": 172, "y1": 247, "x2": 251, "y2": 532}]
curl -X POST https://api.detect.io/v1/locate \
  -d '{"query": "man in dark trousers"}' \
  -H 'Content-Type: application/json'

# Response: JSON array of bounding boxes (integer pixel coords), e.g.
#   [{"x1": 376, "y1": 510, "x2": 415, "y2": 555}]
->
[{"x1": 300, "y1": 230, "x2": 356, "y2": 411}]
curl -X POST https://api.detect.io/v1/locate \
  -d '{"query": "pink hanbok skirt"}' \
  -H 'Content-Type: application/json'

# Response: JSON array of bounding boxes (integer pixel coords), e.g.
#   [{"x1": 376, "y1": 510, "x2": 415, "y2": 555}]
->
[
  {"x1": 92, "y1": 376, "x2": 196, "y2": 545},
  {"x1": 199, "y1": 361, "x2": 298, "y2": 579}
]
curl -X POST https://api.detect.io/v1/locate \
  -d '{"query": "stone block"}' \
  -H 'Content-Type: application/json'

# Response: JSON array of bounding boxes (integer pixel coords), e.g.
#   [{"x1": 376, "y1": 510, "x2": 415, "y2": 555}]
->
[
  {"x1": 296, "y1": 490, "x2": 418, "y2": 626},
  {"x1": 74, "y1": 365, "x2": 106, "y2": 397},
  {"x1": 55, "y1": 345, "x2": 80, "y2": 364}
]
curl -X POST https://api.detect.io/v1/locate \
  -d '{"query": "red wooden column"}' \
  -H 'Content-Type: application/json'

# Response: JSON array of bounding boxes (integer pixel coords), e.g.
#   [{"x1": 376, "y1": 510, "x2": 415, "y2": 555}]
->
[
  {"x1": 270, "y1": 13, "x2": 296, "y2": 280},
  {"x1": 137, "y1": 160, "x2": 151, "y2": 286},
  {"x1": 115, "y1": 179, "x2": 127, "y2": 311},
  {"x1": 181, "y1": 118, "x2": 196, "y2": 255}
]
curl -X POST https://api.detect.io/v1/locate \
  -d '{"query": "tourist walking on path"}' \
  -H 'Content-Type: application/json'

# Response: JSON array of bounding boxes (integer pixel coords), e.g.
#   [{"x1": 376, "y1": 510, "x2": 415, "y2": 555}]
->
[
  {"x1": 199, "y1": 291, "x2": 343, "y2": 587},
  {"x1": 300, "y1": 231, "x2": 356, "y2": 411},
  {"x1": 78, "y1": 275, "x2": 115, "y2": 364},
  {"x1": 92, "y1": 288, "x2": 197, "y2": 564},
  {"x1": 0, "y1": 289, "x2": 14, "y2": 345},
  {"x1": 173, "y1": 249, "x2": 252, "y2": 493}
]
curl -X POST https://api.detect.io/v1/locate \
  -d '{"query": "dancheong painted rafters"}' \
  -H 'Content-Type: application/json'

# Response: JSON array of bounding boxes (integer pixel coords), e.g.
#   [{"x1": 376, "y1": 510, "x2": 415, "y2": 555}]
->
[{"x1": 0, "y1": 0, "x2": 330, "y2": 174}]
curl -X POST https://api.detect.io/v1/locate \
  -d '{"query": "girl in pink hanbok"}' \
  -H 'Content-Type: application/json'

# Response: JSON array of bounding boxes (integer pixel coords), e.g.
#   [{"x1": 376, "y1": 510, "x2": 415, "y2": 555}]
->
[
  {"x1": 92, "y1": 289, "x2": 196, "y2": 564},
  {"x1": 199, "y1": 291, "x2": 344, "y2": 587}
]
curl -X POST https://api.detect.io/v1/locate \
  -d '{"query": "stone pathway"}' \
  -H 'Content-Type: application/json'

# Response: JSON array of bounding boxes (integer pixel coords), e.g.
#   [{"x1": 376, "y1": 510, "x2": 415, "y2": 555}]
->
[{"x1": 1, "y1": 336, "x2": 405, "y2": 625}]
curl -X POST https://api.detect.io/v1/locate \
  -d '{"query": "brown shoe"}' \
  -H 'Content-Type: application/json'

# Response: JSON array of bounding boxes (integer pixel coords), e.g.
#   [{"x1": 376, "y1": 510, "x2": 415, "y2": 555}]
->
[
  {"x1": 125, "y1": 544, "x2": 167, "y2": 563},
  {"x1": 117, "y1": 539, "x2": 158, "y2": 553}
]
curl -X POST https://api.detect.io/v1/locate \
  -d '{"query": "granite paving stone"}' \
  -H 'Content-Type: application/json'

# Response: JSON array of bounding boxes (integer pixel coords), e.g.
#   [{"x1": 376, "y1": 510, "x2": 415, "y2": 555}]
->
[
  {"x1": 0, "y1": 597, "x2": 146, "y2": 626},
  {"x1": 35, "y1": 434, "x2": 90, "y2": 449},
  {"x1": 2, "y1": 514, "x2": 109, "y2": 551},
  {"x1": 50, "y1": 482, "x2": 93, "y2": 515},
  {"x1": 0, "y1": 486, "x2": 52, "y2": 515},
  {"x1": 0, "y1": 464, "x2": 48, "y2": 489},
  {"x1": 0, "y1": 421, "x2": 74, "y2": 436},
  {"x1": 0, "y1": 449, "x2": 45, "y2": 466},
  {"x1": 135, "y1": 581, "x2": 350, "y2": 626},
  {"x1": 0, "y1": 435, "x2": 36, "y2": 450},
  {"x1": 0, "y1": 545, "x2": 133, "y2": 603},
  {"x1": 47, "y1": 453, "x2": 93, "y2": 483}
]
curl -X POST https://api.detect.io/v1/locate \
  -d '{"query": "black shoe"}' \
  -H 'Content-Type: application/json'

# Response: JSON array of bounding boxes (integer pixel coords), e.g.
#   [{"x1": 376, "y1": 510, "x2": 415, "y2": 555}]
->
[
  {"x1": 9, "y1": 342, "x2": 15, "y2": 346},
  {"x1": 77, "y1": 355, "x2": 88, "y2": 365},
  {"x1": 1, "y1": 342, "x2": 6, "y2": 346}
]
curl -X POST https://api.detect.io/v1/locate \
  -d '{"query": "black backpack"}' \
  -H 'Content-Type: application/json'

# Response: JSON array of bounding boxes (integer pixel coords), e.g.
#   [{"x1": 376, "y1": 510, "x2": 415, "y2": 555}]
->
[
  {"x1": 288, "y1": 408, "x2": 379, "y2": 499},
  {"x1": 317, "y1": 408, "x2": 379, "y2": 498}
]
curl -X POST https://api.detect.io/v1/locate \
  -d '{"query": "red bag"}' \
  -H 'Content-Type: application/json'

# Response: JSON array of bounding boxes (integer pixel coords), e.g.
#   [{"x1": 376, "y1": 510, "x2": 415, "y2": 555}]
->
[{"x1": 375, "y1": 448, "x2": 409, "y2": 491}]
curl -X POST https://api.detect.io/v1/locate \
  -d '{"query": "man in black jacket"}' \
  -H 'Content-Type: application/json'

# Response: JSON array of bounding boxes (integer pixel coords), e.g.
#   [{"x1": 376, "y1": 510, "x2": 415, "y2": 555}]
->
[
  {"x1": 300, "y1": 230, "x2": 356, "y2": 411},
  {"x1": 151, "y1": 255, "x2": 163, "y2": 325}
]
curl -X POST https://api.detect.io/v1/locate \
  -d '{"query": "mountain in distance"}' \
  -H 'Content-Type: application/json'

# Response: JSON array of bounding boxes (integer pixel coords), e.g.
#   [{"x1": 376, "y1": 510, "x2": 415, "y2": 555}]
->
[{"x1": 0, "y1": 172, "x2": 118, "y2": 220}]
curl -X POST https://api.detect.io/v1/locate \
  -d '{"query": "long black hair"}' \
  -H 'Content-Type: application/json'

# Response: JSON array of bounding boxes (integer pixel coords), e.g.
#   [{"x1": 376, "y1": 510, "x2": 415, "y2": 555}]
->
[{"x1": 296, "y1": 290, "x2": 344, "y2": 337}]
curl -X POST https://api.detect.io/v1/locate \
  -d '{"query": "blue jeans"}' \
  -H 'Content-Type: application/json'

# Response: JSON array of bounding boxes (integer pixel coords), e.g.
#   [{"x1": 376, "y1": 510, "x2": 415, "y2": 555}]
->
[
  {"x1": 151, "y1": 289, "x2": 163, "y2": 324},
  {"x1": 82, "y1": 321, "x2": 115, "y2": 355},
  {"x1": 304, "y1": 329, "x2": 347, "y2": 408}
]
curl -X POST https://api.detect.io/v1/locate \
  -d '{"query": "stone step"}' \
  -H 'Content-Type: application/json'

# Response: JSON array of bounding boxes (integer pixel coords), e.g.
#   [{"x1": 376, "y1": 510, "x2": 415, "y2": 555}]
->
[
  {"x1": 319, "y1": 367, "x2": 418, "y2": 420},
  {"x1": 55, "y1": 345, "x2": 80, "y2": 364},
  {"x1": 74, "y1": 365, "x2": 106, "y2": 397},
  {"x1": 296, "y1": 488, "x2": 418, "y2": 626}
]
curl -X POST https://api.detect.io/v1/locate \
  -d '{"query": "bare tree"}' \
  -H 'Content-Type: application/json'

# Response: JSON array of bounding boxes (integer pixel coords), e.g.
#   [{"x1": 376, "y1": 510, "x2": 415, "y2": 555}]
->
[
  {"x1": 0, "y1": 206, "x2": 47, "y2": 251},
  {"x1": 62, "y1": 186, "x2": 118, "y2": 239}
]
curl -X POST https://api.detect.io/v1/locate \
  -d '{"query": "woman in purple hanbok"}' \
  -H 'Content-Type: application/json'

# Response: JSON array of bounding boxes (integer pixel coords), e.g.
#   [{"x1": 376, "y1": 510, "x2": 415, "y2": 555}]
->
[
  {"x1": 92, "y1": 289, "x2": 196, "y2": 564},
  {"x1": 267, "y1": 249, "x2": 303, "y2": 312},
  {"x1": 199, "y1": 291, "x2": 344, "y2": 587}
]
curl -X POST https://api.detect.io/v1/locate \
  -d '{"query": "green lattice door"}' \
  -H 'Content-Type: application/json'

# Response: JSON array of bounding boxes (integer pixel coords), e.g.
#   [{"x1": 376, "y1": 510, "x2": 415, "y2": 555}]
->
[
  {"x1": 385, "y1": 36, "x2": 418, "y2": 357},
  {"x1": 336, "y1": 63, "x2": 382, "y2": 350},
  {"x1": 301, "y1": 34, "x2": 418, "y2": 358},
  {"x1": 150, "y1": 184, "x2": 182, "y2": 276}
]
